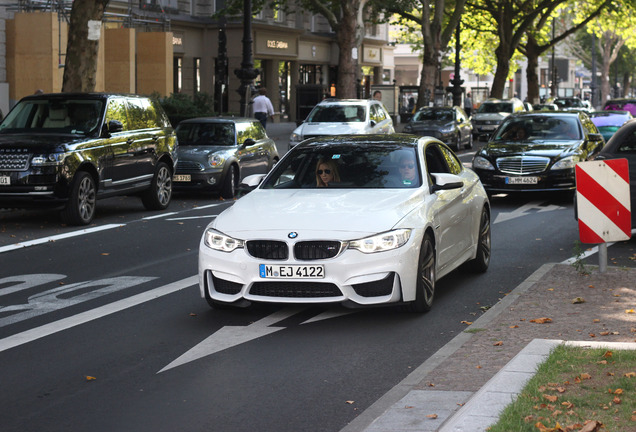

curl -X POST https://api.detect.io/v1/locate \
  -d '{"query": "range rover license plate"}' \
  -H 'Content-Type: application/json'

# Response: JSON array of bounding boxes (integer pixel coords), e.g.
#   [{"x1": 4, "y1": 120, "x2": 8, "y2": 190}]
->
[
  {"x1": 0, "y1": 176, "x2": 10, "y2": 186},
  {"x1": 259, "y1": 264, "x2": 324, "y2": 279},
  {"x1": 173, "y1": 175, "x2": 191, "y2": 182},
  {"x1": 506, "y1": 176, "x2": 538, "y2": 184}
]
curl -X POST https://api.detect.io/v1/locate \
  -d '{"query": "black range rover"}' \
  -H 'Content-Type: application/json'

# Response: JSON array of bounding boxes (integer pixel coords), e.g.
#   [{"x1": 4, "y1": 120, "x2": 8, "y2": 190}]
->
[{"x1": 0, "y1": 93, "x2": 177, "y2": 225}]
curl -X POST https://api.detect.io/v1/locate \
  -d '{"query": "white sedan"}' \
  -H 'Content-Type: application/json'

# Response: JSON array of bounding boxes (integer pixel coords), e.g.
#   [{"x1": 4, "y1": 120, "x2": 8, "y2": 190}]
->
[{"x1": 198, "y1": 135, "x2": 491, "y2": 312}]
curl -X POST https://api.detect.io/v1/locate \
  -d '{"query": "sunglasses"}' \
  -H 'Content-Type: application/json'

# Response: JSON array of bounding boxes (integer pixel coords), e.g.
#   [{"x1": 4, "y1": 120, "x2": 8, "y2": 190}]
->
[
  {"x1": 317, "y1": 169, "x2": 332, "y2": 175},
  {"x1": 400, "y1": 164, "x2": 415, "y2": 169}
]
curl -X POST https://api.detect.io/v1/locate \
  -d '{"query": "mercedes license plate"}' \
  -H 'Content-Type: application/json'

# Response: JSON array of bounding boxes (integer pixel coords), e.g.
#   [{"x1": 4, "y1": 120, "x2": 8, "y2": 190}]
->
[
  {"x1": 259, "y1": 264, "x2": 324, "y2": 279},
  {"x1": 506, "y1": 176, "x2": 538, "y2": 184},
  {"x1": 173, "y1": 174, "x2": 191, "y2": 182},
  {"x1": 0, "y1": 176, "x2": 10, "y2": 186}
]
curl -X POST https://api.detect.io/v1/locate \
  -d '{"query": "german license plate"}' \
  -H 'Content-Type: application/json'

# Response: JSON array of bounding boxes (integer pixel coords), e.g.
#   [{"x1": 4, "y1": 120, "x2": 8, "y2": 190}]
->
[
  {"x1": 0, "y1": 176, "x2": 9, "y2": 186},
  {"x1": 173, "y1": 174, "x2": 191, "y2": 182},
  {"x1": 259, "y1": 264, "x2": 325, "y2": 279},
  {"x1": 506, "y1": 176, "x2": 538, "y2": 184}
]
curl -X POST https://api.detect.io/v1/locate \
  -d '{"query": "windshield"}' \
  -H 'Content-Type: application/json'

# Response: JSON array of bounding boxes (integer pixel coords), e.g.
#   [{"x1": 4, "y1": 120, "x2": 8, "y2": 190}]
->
[
  {"x1": 412, "y1": 109, "x2": 453, "y2": 122},
  {"x1": 493, "y1": 116, "x2": 582, "y2": 141},
  {"x1": 261, "y1": 144, "x2": 421, "y2": 189},
  {"x1": 555, "y1": 98, "x2": 583, "y2": 108},
  {"x1": 0, "y1": 98, "x2": 104, "y2": 135},
  {"x1": 176, "y1": 122, "x2": 236, "y2": 146},
  {"x1": 477, "y1": 102, "x2": 513, "y2": 114},
  {"x1": 306, "y1": 105, "x2": 366, "y2": 123}
]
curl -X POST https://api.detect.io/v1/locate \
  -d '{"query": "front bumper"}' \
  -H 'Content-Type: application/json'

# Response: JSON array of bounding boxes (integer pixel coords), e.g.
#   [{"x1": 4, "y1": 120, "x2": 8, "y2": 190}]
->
[
  {"x1": 475, "y1": 168, "x2": 576, "y2": 192},
  {"x1": 198, "y1": 233, "x2": 422, "y2": 308}
]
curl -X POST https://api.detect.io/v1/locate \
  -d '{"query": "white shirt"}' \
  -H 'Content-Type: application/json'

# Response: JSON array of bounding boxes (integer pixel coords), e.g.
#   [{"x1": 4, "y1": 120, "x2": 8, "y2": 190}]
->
[{"x1": 253, "y1": 95, "x2": 275, "y2": 116}]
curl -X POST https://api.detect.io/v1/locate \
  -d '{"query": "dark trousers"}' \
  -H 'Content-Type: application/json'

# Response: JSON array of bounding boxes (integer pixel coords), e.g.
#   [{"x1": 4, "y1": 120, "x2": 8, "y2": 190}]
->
[{"x1": 254, "y1": 112, "x2": 267, "y2": 128}]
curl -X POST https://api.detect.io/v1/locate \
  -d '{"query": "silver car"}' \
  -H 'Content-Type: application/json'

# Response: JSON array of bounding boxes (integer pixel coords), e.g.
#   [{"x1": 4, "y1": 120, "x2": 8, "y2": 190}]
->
[{"x1": 174, "y1": 117, "x2": 279, "y2": 199}]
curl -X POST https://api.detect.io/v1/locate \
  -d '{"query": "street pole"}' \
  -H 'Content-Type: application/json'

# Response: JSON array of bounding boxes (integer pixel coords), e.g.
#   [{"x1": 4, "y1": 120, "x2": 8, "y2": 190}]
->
[
  {"x1": 234, "y1": 0, "x2": 259, "y2": 117},
  {"x1": 450, "y1": 23, "x2": 464, "y2": 108},
  {"x1": 591, "y1": 33, "x2": 597, "y2": 108}
]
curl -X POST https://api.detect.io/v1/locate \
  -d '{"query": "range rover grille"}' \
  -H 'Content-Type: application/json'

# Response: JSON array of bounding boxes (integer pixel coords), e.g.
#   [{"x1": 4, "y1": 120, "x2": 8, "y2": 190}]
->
[{"x1": 0, "y1": 150, "x2": 31, "y2": 171}]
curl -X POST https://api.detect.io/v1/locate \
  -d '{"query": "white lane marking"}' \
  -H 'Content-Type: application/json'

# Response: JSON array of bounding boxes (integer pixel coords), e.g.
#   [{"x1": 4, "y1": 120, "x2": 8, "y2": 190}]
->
[
  {"x1": 192, "y1": 203, "x2": 224, "y2": 210},
  {"x1": 142, "y1": 212, "x2": 179, "y2": 220},
  {"x1": 494, "y1": 201, "x2": 565, "y2": 224},
  {"x1": 301, "y1": 309, "x2": 356, "y2": 324},
  {"x1": 0, "y1": 224, "x2": 125, "y2": 254},
  {"x1": 166, "y1": 215, "x2": 217, "y2": 221},
  {"x1": 158, "y1": 306, "x2": 306, "y2": 373},
  {"x1": 0, "y1": 275, "x2": 198, "y2": 354}
]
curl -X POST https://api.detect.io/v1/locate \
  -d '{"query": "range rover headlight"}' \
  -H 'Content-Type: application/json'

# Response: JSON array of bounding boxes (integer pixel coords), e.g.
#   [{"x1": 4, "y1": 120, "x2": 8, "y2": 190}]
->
[
  {"x1": 349, "y1": 229, "x2": 411, "y2": 253},
  {"x1": 204, "y1": 229, "x2": 244, "y2": 252},
  {"x1": 31, "y1": 152, "x2": 66, "y2": 166}
]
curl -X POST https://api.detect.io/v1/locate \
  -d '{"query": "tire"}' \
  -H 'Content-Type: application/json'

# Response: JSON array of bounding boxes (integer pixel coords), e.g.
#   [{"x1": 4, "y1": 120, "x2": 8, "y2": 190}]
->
[
  {"x1": 468, "y1": 207, "x2": 491, "y2": 273},
  {"x1": 221, "y1": 165, "x2": 236, "y2": 199},
  {"x1": 464, "y1": 132, "x2": 473, "y2": 150},
  {"x1": 454, "y1": 133, "x2": 461, "y2": 152},
  {"x1": 141, "y1": 162, "x2": 172, "y2": 210},
  {"x1": 407, "y1": 234, "x2": 436, "y2": 313},
  {"x1": 61, "y1": 171, "x2": 96, "y2": 226}
]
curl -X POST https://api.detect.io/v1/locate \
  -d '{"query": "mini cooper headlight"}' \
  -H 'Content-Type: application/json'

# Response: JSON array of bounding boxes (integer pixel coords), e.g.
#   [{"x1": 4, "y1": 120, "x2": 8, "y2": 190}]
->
[
  {"x1": 551, "y1": 156, "x2": 578, "y2": 170},
  {"x1": 349, "y1": 229, "x2": 412, "y2": 253},
  {"x1": 209, "y1": 153, "x2": 226, "y2": 168},
  {"x1": 472, "y1": 156, "x2": 495, "y2": 170},
  {"x1": 204, "y1": 229, "x2": 244, "y2": 252}
]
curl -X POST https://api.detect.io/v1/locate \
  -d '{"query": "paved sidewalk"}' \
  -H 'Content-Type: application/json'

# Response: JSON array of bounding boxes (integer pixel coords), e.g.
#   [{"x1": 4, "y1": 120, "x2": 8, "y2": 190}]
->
[{"x1": 341, "y1": 262, "x2": 636, "y2": 432}]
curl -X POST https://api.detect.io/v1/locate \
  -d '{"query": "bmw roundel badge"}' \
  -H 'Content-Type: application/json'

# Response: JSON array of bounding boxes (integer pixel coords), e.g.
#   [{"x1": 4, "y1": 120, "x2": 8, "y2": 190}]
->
[{"x1": 288, "y1": 232, "x2": 298, "y2": 239}]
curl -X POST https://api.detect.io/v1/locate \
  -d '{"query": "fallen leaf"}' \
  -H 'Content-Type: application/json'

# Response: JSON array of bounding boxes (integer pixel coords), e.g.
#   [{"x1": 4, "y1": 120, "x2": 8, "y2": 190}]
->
[
  {"x1": 404, "y1": 405, "x2": 414, "y2": 409},
  {"x1": 461, "y1": 320, "x2": 472, "y2": 325},
  {"x1": 426, "y1": 414, "x2": 438, "y2": 419},
  {"x1": 603, "y1": 351, "x2": 613, "y2": 358},
  {"x1": 189, "y1": 313, "x2": 197, "y2": 317},
  {"x1": 530, "y1": 317, "x2": 552, "y2": 324},
  {"x1": 614, "y1": 389, "x2": 623, "y2": 395},
  {"x1": 600, "y1": 332, "x2": 610, "y2": 336},
  {"x1": 593, "y1": 319, "x2": 600, "y2": 323},
  {"x1": 85, "y1": 376, "x2": 96, "y2": 381},
  {"x1": 101, "y1": 253, "x2": 110, "y2": 256},
  {"x1": 543, "y1": 394, "x2": 558, "y2": 403},
  {"x1": 493, "y1": 341, "x2": 503, "y2": 346},
  {"x1": 580, "y1": 373, "x2": 592, "y2": 380},
  {"x1": 510, "y1": 325, "x2": 519, "y2": 328},
  {"x1": 589, "y1": 333, "x2": 596, "y2": 338},
  {"x1": 626, "y1": 309, "x2": 635, "y2": 314},
  {"x1": 624, "y1": 372, "x2": 636, "y2": 378},
  {"x1": 579, "y1": 420, "x2": 603, "y2": 432},
  {"x1": 345, "y1": 400, "x2": 355, "y2": 404},
  {"x1": 572, "y1": 297, "x2": 586, "y2": 304}
]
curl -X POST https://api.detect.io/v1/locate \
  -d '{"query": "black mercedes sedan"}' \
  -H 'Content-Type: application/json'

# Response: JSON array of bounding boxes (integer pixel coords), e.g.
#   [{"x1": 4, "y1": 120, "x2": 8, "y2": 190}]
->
[{"x1": 472, "y1": 112, "x2": 605, "y2": 194}]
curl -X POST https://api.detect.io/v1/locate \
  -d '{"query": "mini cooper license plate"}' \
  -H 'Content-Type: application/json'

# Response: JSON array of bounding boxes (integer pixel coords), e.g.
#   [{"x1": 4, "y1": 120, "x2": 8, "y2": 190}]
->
[
  {"x1": 173, "y1": 174, "x2": 191, "y2": 182},
  {"x1": 259, "y1": 264, "x2": 325, "y2": 279},
  {"x1": 0, "y1": 176, "x2": 10, "y2": 186},
  {"x1": 506, "y1": 176, "x2": 538, "y2": 184}
]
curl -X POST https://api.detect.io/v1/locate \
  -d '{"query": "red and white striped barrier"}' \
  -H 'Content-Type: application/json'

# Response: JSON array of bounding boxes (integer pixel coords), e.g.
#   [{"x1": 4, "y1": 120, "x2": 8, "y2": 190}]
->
[{"x1": 575, "y1": 159, "x2": 631, "y2": 244}]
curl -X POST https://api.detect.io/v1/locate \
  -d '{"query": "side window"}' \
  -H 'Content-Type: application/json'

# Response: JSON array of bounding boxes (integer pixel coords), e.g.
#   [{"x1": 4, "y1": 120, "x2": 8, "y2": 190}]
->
[
  {"x1": 249, "y1": 121, "x2": 267, "y2": 140},
  {"x1": 236, "y1": 122, "x2": 249, "y2": 144},
  {"x1": 105, "y1": 98, "x2": 129, "y2": 131},
  {"x1": 375, "y1": 104, "x2": 387, "y2": 121},
  {"x1": 126, "y1": 98, "x2": 159, "y2": 130},
  {"x1": 438, "y1": 146, "x2": 463, "y2": 175},
  {"x1": 369, "y1": 105, "x2": 379, "y2": 122},
  {"x1": 617, "y1": 130, "x2": 636, "y2": 153},
  {"x1": 424, "y1": 145, "x2": 451, "y2": 175}
]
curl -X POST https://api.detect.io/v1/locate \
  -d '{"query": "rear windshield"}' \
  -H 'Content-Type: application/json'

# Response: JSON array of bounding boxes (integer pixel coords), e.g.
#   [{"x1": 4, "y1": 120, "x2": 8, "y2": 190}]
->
[
  {"x1": 477, "y1": 102, "x2": 513, "y2": 113},
  {"x1": 176, "y1": 123, "x2": 236, "y2": 146},
  {"x1": 307, "y1": 105, "x2": 366, "y2": 123}
]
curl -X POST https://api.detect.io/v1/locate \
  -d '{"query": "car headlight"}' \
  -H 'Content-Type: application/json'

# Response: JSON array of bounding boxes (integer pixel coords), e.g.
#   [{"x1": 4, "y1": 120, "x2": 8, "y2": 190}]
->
[
  {"x1": 31, "y1": 152, "x2": 66, "y2": 166},
  {"x1": 208, "y1": 153, "x2": 226, "y2": 168},
  {"x1": 348, "y1": 229, "x2": 411, "y2": 253},
  {"x1": 203, "y1": 229, "x2": 244, "y2": 252},
  {"x1": 552, "y1": 156, "x2": 578, "y2": 170},
  {"x1": 439, "y1": 125, "x2": 454, "y2": 134},
  {"x1": 290, "y1": 133, "x2": 302, "y2": 143},
  {"x1": 472, "y1": 156, "x2": 495, "y2": 170}
]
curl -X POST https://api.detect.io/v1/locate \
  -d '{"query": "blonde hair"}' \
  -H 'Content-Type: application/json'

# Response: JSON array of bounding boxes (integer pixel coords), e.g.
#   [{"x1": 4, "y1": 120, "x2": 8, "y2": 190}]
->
[{"x1": 315, "y1": 158, "x2": 341, "y2": 186}]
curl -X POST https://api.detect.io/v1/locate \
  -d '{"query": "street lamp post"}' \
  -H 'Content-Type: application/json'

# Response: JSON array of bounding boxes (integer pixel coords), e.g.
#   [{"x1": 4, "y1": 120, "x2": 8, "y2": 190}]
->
[
  {"x1": 591, "y1": 33, "x2": 597, "y2": 108},
  {"x1": 450, "y1": 23, "x2": 464, "y2": 108},
  {"x1": 234, "y1": 0, "x2": 259, "y2": 117}
]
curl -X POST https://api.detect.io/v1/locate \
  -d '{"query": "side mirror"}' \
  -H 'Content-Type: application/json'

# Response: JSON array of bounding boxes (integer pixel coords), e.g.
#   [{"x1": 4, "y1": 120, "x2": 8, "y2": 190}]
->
[
  {"x1": 108, "y1": 120, "x2": 124, "y2": 133},
  {"x1": 588, "y1": 133, "x2": 603, "y2": 142},
  {"x1": 236, "y1": 173, "x2": 266, "y2": 197},
  {"x1": 241, "y1": 138, "x2": 256, "y2": 148},
  {"x1": 369, "y1": 120, "x2": 377, "y2": 127},
  {"x1": 430, "y1": 173, "x2": 463, "y2": 193}
]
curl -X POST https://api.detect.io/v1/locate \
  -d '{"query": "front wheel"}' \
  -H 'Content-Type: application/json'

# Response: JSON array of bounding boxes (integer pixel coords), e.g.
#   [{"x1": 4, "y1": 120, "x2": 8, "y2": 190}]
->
[
  {"x1": 61, "y1": 171, "x2": 96, "y2": 225},
  {"x1": 221, "y1": 165, "x2": 236, "y2": 199},
  {"x1": 468, "y1": 207, "x2": 491, "y2": 272},
  {"x1": 407, "y1": 234, "x2": 436, "y2": 313},
  {"x1": 464, "y1": 132, "x2": 473, "y2": 150},
  {"x1": 141, "y1": 162, "x2": 172, "y2": 210}
]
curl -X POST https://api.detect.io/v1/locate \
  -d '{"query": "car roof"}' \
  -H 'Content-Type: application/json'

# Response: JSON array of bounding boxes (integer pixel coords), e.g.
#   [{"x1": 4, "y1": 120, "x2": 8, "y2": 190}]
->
[
  {"x1": 317, "y1": 99, "x2": 377, "y2": 105},
  {"x1": 177, "y1": 117, "x2": 256, "y2": 124},
  {"x1": 295, "y1": 134, "x2": 422, "y2": 149},
  {"x1": 20, "y1": 92, "x2": 144, "y2": 101}
]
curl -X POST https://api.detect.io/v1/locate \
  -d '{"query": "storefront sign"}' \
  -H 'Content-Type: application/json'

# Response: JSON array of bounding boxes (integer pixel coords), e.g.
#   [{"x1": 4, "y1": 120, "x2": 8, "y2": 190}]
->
[
  {"x1": 363, "y1": 46, "x2": 382, "y2": 64},
  {"x1": 256, "y1": 32, "x2": 298, "y2": 56},
  {"x1": 267, "y1": 40, "x2": 289, "y2": 49}
]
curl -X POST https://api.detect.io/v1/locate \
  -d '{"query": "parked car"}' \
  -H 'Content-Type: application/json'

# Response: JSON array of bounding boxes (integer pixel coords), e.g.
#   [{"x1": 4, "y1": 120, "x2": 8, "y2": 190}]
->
[
  {"x1": 199, "y1": 134, "x2": 491, "y2": 312},
  {"x1": 533, "y1": 103, "x2": 558, "y2": 111},
  {"x1": 0, "y1": 92, "x2": 177, "y2": 225},
  {"x1": 553, "y1": 97, "x2": 590, "y2": 112},
  {"x1": 402, "y1": 106, "x2": 473, "y2": 151},
  {"x1": 589, "y1": 110, "x2": 633, "y2": 142},
  {"x1": 471, "y1": 98, "x2": 525, "y2": 141},
  {"x1": 603, "y1": 98, "x2": 636, "y2": 117},
  {"x1": 595, "y1": 118, "x2": 636, "y2": 226},
  {"x1": 173, "y1": 117, "x2": 279, "y2": 199},
  {"x1": 472, "y1": 112, "x2": 605, "y2": 194},
  {"x1": 289, "y1": 99, "x2": 395, "y2": 147}
]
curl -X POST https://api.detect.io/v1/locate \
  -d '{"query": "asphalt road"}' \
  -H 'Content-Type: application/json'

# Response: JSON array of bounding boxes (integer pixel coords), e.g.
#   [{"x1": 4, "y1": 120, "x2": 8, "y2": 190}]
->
[{"x1": 1, "y1": 141, "x2": 634, "y2": 432}]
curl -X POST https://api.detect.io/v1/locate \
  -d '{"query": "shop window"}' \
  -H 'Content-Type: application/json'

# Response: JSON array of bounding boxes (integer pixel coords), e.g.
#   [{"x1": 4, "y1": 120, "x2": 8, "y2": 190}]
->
[{"x1": 174, "y1": 57, "x2": 183, "y2": 93}]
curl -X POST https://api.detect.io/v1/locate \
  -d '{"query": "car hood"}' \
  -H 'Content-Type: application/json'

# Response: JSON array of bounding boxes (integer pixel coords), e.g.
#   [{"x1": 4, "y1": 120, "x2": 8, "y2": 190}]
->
[
  {"x1": 408, "y1": 120, "x2": 454, "y2": 129},
  {"x1": 294, "y1": 122, "x2": 369, "y2": 137},
  {"x1": 472, "y1": 113, "x2": 509, "y2": 121},
  {"x1": 212, "y1": 188, "x2": 423, "y2": 238},
  {"x1": 177, "y1": 145, "x2": 234, "y2": 158},
  {"x1": 0, "y1": 133, "x2": 89, "y2": 151},
  {"x1": 482, "y1": 139, "x2": 582, "y2": 158}
]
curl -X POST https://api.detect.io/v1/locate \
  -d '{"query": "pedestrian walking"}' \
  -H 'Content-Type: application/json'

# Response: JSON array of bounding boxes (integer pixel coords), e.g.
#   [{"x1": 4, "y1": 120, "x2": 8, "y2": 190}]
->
[
  {"x1": 464, "y1": 93, "x2": 473, "y2": 117},
  {"x1": 253, "y1": 88, "x2": 275, "y2": 128}
]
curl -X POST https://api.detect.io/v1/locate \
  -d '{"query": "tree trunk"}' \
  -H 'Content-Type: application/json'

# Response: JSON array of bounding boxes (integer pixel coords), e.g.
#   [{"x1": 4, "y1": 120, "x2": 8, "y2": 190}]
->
[
  {"x1": 623, "y1": 72, "x2": 631, "y2": 98},
  {"x1": 62, "y1": 0, "x2": 109, "y2": 93},
  {"x1": 335, "y1": 4, "x2": 360, "y2": 99},
  {"x1": 490, "y1": 46, "x2": 511, "y2": 98},
  {"x1": 525, "y1": 37, "x2": 541, "y2": 104}
]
